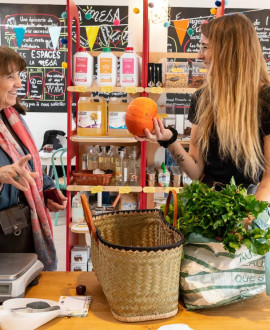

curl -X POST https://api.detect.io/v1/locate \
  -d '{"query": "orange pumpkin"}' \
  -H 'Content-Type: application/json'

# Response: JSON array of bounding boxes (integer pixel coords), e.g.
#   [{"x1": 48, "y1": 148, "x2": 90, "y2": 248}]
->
[{"x1": 125, "y1": 97, "x2": 158, "y2": 136}]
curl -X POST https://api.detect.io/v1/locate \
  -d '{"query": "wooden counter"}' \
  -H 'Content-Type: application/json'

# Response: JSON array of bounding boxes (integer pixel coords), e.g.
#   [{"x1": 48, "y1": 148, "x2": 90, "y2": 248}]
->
[{"x1": 25, "y1": 271, "x2": 270, "y2": 330}]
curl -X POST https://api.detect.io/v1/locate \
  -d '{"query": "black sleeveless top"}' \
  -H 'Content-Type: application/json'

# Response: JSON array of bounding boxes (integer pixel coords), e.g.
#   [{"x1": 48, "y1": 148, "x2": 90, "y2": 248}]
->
[{"x1": 188, "y1": 85, "x2": 270, "y2": 187}]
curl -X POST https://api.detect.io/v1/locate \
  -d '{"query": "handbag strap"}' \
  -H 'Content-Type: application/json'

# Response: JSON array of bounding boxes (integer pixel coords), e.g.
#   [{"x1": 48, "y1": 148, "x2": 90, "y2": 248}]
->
[
  {"x1": 164, "y1": 190, "x2": 178, "y2": 228},
  {"x1": 81, "y1": 194, "x2": 98, "y2": 243}
]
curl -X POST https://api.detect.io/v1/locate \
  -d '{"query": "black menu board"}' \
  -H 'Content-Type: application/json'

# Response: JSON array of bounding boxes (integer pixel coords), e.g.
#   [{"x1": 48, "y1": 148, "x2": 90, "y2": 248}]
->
[{"x1": 0, "y1": 4, "x2": 128, "y2": 112}]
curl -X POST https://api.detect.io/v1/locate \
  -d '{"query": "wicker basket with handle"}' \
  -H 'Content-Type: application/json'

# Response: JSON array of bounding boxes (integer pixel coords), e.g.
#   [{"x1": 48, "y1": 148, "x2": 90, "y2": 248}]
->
[{"x1": 81, "y1": 191, "x2": 184, "y2": 322}]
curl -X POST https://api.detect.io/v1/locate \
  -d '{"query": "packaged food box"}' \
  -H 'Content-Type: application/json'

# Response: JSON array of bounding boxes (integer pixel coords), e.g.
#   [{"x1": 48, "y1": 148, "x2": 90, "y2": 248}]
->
[
  {"x1": 165, "y1": 62, "x2": 189, "y2": 88},
  {"x1": 71, "y1": 246, "x2": 89, "y2": 264},
  {"x1": 70, "y1": 263, "x2": 88, "y2": 271}
]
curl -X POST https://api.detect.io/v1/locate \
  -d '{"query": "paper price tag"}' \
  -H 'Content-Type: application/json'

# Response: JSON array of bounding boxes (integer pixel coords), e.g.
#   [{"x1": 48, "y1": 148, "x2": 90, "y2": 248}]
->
[
  {"x1": 157, "y1": 113, "x2": 168, "y2": 119},
  {"x1": 151, "y1": 87, "x2": 164, "y2": 94},
  {"x1": 91, "y1": 186, "x2": 103, "y2": 194},
  {"x1": 125, "y1": 87, "x2": 137, "y2": 94},
  {"x1": 143, "y1": 187, "x2": 155, "y2": 193},
  {"x1": 74, "y1": 86, "x2": 88, "y2": 93},
  {"x1": 119, "y1": 186, "x2": 131, "y2": 194},
  {"x1": 165, "y1": 187, "x2": 179, "y2": 194},
  {"x1": 101, "y1": 86, "x2": 113, "y2": 93}
]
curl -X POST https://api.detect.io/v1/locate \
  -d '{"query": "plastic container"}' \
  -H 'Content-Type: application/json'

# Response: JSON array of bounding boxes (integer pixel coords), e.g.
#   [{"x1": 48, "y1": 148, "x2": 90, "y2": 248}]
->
[
  {"x1": 107, "y1": 97, "x2": 132, "y2": 137},
  {"x1": 97, "y1": 47, "x2": 117, "y2": 87},
  {"x1": 165, "y1": 62, "x2": 189, "y2": 88},
  {"x1": 72, "y1": 47, "x2": 93, "y2": 87},
  {"x1": 119, "y1": 47, "x2": 139, "y2": 87},
  {"x1": 77, "y1": 96, "x2": 106, "y2": 136},
  {"x1": 191, "y1": 62, "x2": 206, "y2": 87},
  {"x1": 158, "y1": 165, "x2": 170, "y2": 187},
  {"x1": 72, "y1": 193, "x2": 84, "y2": 223}
]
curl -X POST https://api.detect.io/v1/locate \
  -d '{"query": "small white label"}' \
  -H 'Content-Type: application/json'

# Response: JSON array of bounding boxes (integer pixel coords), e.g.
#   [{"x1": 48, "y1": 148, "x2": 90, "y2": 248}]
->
[
  {"x1": 109, "y1": 112, "x2": 127, "y2": 129},
  {"x1": 78, "y1": 111, "x2": 102, "y2": 128}
]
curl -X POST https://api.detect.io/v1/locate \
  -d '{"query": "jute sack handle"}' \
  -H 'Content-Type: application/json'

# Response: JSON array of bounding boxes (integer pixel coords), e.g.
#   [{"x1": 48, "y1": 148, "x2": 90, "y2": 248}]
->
[
  {"x1": 164, "y1": 190, "x2": 178, "y2": 228},
  {"x1": 81, "y1": 194, "x2": 98, "y2": 243},
  {"x1": 81, "y1": 193, "x2": 121, "y2": 244}
]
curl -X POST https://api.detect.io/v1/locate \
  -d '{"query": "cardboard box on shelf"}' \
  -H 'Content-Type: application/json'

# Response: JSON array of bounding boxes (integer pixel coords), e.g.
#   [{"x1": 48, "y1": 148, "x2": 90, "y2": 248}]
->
[
  {"x1": 70, "y1": 263, "x2": 88, "y2": 271},
  {"x1": 71, "y1": 246, "x2": 90, "y2": 264},
  {"x1": 118, "y1": 193, "x2": 139, "y2": 211}
]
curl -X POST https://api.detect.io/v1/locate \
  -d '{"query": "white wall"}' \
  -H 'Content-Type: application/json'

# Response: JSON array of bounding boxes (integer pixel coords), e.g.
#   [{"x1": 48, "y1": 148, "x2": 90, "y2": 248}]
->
[{"x1": 1, "y1": 0, "x2": 269, "y2": 148}]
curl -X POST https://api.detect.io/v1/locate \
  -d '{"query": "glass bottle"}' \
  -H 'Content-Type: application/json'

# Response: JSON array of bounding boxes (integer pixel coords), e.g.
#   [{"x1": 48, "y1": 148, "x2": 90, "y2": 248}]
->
[
  {"x1": 87, "y1": 146, "x2": 98, "y2": 171},
  {"x1": 129, "y1": 147, "x2": 140, "y2": 185},
  {"x1": 115, "y1": 150, "x2": 123, "y2": 186},
  {"x1": 98, "y1": 146, "x2": 107, "y2": 171},
  {"x1": 122, "y1": 148, "x2": 129, "y2": 185}
]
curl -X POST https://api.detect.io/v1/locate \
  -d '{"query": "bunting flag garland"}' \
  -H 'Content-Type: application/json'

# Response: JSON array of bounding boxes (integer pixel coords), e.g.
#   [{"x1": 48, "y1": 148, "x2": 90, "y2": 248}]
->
[
  {"x1": 173, "y1": 19, "x2": 190, "y2": 46},
  {"x1": 85, "y1": 26, "x2": 100, "y2": 51},
  {"x1": 48, "y1": 26, "x2": 62, "y2": 50},
  {"x1": 14, "y1": 26, "x2": 26, "y2": 49}
]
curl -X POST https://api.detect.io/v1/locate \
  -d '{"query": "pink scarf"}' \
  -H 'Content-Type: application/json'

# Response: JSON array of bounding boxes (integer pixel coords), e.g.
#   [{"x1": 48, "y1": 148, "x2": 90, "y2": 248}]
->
[{"x1": 0, "y1": 107, "x2": 57, "y2": 270}]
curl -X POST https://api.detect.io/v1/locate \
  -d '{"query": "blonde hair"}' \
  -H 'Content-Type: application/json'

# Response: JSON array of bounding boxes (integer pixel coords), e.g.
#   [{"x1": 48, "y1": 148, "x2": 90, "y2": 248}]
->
[{"x1": 197, "y1": 13, "x2": 270, "y2": 181}]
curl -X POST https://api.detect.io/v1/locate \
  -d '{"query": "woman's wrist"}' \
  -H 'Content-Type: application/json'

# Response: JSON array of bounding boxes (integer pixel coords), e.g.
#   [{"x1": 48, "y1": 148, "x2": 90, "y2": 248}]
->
[{"x1": 157, "y1": 127, "x2": 178, "y2": 148}]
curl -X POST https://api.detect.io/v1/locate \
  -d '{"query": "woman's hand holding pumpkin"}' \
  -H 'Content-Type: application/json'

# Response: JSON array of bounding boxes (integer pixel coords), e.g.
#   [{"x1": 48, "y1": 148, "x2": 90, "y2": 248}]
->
[{"x1": 134, "y1": 118, "x2": 173, "y2": 142}]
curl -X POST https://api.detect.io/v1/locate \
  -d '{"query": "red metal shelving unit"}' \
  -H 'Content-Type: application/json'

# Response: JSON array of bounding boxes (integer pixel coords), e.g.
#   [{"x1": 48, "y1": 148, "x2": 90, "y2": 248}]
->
[{"x1": 65, "y1": 0, "x2": 150, "y2": 270}]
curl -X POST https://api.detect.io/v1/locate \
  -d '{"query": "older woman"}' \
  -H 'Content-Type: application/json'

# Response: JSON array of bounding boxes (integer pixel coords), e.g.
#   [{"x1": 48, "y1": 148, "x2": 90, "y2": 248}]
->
[{"x1": 0, "y1": 46, "x2": 66, "y2": 270}]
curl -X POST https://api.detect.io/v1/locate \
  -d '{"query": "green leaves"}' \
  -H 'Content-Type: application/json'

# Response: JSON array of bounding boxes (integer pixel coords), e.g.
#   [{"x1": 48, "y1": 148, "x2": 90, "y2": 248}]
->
[{"x1": 163, "y1": 179, "x2": 269, "y2": 255}]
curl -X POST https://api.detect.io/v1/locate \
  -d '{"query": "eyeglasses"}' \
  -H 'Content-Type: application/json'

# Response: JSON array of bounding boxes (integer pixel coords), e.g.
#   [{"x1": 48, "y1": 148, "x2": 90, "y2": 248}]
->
[{"x1": 199, "y1": 44, "x2": 210, "y2": 54}]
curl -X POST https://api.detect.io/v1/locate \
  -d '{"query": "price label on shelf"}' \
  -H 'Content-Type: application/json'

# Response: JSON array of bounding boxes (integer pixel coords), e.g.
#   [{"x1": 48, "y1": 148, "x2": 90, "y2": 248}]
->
[
  {"x1": 101, "y1": 86, "x2": 113, "y2": 93},
  {"x1": 125, "y1": 87, "x2": 137, "y2": 94},
  {"x1": 165, "y1": 187, "x2": 180, "y2": 194},
  {"x1": 119, "y1": 186, "x2": 131, "y2": 194},
  {"x1": 91, "y1": 186, "x2": 103, "y2": 194},
  {"x1": 151, "y1": 87, "x2": 164, "y2": 94},
  {"x1": 157, "y1": 113, "x2": 168, "y2": 119},
  {"x1": 143, "y1": 187, "x2": 155, "y2": 193},
  {"x1": 74, "y1": 86, "x2": 88, "y2": 93}
]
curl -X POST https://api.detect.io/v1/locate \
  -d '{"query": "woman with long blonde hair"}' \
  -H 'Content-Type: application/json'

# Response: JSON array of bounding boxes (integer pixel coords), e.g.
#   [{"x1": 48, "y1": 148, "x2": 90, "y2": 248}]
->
[{"x1": 136, "y1": 13, "x2": 270, "y2": 203}]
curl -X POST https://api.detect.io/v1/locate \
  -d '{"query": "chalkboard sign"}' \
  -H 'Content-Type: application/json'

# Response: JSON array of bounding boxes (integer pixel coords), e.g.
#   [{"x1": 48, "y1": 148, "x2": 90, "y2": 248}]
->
[
  {"x1": 0, "y1": 4, "x2": 128, "y2": 112},
  {"x1": 167, "y1": 8, "x2": 270, "y2": 107}
]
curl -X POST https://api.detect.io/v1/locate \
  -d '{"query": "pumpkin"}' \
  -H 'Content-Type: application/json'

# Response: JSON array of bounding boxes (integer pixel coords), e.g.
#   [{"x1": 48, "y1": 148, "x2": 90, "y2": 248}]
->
[{"x1": 125, "y1": 97, "x2": 158, "y2": 136}]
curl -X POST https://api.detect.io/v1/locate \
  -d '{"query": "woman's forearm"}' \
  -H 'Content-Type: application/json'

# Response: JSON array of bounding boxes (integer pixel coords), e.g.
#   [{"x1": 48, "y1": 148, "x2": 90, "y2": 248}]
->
[
  {"x1": 255, "y1": 177, "x2": 270, "y2": 203},
  {"x1": 168, "y1": 141, "x2": 204, "y2": 179}
]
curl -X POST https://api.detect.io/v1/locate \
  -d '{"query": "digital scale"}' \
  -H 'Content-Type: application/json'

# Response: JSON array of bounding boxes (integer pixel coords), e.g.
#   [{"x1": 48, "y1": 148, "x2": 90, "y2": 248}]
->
[{"x1": 0, "y1": 253, "x2": 44, "y2": 303}]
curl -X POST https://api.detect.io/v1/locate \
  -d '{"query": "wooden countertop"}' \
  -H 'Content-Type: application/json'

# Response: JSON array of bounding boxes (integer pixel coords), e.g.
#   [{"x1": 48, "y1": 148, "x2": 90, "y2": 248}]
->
[{"x1": 25, "y1": 271, "x2": 270, "y2": 330}]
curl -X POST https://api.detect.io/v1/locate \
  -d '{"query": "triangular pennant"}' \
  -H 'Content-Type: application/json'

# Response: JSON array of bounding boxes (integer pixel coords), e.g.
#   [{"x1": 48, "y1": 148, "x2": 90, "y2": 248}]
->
[
  {"x1": 173, "y1": 20, "x2": 190, "y2": 47},
  {"x1": 48, "y1": 26, "x2": 61, "y2": 50},
  {"x1": 14, "y1": 26, "x2": 26, "y2": 49},
  {"x1": 85, "y1": 26, "x2": 100, "y2": 51}
]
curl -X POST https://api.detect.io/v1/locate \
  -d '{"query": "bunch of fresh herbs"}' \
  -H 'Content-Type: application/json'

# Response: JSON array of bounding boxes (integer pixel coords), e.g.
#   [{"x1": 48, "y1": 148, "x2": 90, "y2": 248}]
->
[{"x1": 161, "y1": 179, "x2": 270, "y2": 255}]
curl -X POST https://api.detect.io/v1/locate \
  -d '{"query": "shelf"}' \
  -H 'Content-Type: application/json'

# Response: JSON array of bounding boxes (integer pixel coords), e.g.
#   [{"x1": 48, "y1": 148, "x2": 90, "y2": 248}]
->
[
  {"x1": 143, "y1": 186, "x2": 183, "y2": 193},
  {"x1": 70, "y1": 135, "x2": 138, "y2": 143},
  {"x1": 67, "y1": 85, "x2": 196, "y2": 95},
  {"x1": 67, "y1": 85, "x2": 144, "y2": 94},
  {"x1": 149, "y1": 52, "x2": 198, "y2": 61},
  {"x1": 70, "y1": 223, "x2": 88, "y2": 234},
  {"x1": 67, "y1": 185, "x2": 143, "y2": 193},
  {"x1": 145, "y1": 87, "x2": 196, "y2": 94}
]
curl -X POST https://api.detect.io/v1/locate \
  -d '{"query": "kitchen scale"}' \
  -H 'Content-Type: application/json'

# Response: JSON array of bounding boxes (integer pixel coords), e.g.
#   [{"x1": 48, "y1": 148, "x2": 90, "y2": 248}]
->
[{"x1": 0, "y1": 253, "x2": 44, "y2": 303}]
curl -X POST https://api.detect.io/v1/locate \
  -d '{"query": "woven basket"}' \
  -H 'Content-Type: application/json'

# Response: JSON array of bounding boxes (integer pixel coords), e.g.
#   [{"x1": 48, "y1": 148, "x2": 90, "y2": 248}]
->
[
  {"x1": 81, "y1": 191, "x2": 184, "y2": 322},
  {"x1": 72, "y1": 170, "x2": 113, "y2": 186}
]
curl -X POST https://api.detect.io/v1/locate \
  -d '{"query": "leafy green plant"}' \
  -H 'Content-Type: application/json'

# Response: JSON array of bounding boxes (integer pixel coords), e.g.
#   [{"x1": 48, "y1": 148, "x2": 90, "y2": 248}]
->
[{"x1": 161, "y1": 179, "x2": 270, "y2": 255}]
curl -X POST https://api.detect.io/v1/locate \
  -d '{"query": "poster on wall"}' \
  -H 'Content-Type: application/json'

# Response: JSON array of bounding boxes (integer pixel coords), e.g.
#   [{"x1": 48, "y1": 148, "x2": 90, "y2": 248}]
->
[
  {"x1": 167, "y1": 7, "x2": 270, "y2": 107},
  {"x1": 0, "y1": 4, "x2": 128, "y2": 112}
]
